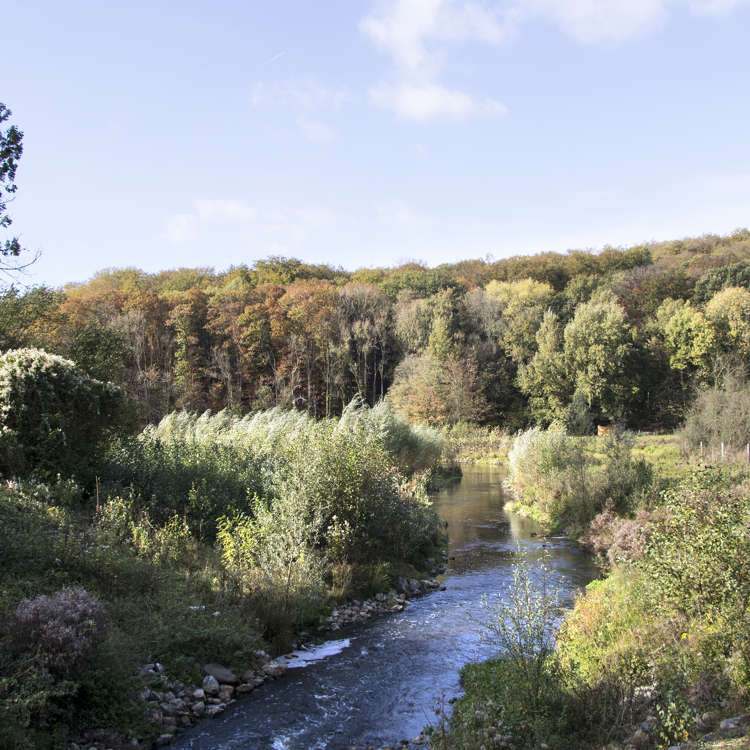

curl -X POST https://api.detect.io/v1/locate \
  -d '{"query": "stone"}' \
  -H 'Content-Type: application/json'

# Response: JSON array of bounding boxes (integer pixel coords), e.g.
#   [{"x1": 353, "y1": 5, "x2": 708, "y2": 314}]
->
[
  {"x1": 719, "y1": 714, "x2": 750, "y2": 730},
  {"x1": 236, "y1": 683, "x2": 255, "y2": 694},
  {"x1": 409, "y1": 579, "x2": 420, "y2": 591},
  {"x1": 204, "y1": 705, "x2": 225, "y2": 718},
  {"x1": 262, "y1": 663, "x2": 287, "y2": 679},
  {"x1": 191, "y1": 688, "x2": 205, "y2": 701},
  {"x1": 138, "y1": 687, "x2": 151, "y2": 702},
  {"x1": 218, "y1": 690, "x2": 233, "y2": 703},
  {"x1": 628, "y1": 730, "x2": 650, "y2": 749},
  {"x1": 155, "y1": 736, "x2": 173, "y2": 747},
  {"x1": 241, "y1": 670, "x2": 256, "y2": 683},
  {"x1": 398, "y1": 576, "x2": 409, "y2": 591},
  {"x1": 410, "y1": 737, "x2": 424, "y2": 745},
  {"x1": 202, "y1": 675, "x2": 220, "y2": 695},
  {"x1": 202, "y1": 663, "x2": 237, "y2": 684},
  {"x1": 191, "y1": 702, "x2": 205, "y2": 716}
]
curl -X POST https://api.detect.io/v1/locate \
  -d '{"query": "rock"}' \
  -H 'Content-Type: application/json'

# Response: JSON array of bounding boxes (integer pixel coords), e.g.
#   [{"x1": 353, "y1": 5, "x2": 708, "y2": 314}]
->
[
  {"x1": 236, "y1": 683, "x2": 255, "y2": 694},
  {"x1": 409, "y1": 579, "x2": 420, "y2": 591},
  {"x1": 262, "y1": 663, "x2": 288, "y2": 679},
  {"x1": 627, "y1": 729, "x2": 650, "y2": 749},
  {"x1": 190, "y1": 688, "x2": 205, "y2": 701},
  {"x1": 155, "y1": 736, "x2": 173, "y2": 747},
  {"x1": 410, "y1": 737, "x2": 424, "y2": 745},
  {"x1": 202, "y1": 675, "x2": 220, "y2": 695},
  {"x1": 191, "y1": 702, "x2": 205, "y2": 716},
  {"x1": 217, "y1": 690, "x2": 233, "y2": 703},
  {"x1": 241, "y1": 670, "x2": 256, "y2": 683},
  {"x1": 439, "y1": 584, "x2": 446, "y2": 591},
  {"x1": 375, "y1": 593, "x2": 386, "y2": 602},
  {"x1": 202, "y1": 663, "x2": 237, "y2": 684},
  {"x1": 719, "y1": 714, "x2": 750, "y2": 730},
  {"x1": 138, "y1": 687, "x2": 151, "y2": 702},
  {"x1": 204, "y1": 705, "x2": 225, "y2": 718},
  {"x1": 398, "y1": 576, "x2": 409, "y2": 591}
]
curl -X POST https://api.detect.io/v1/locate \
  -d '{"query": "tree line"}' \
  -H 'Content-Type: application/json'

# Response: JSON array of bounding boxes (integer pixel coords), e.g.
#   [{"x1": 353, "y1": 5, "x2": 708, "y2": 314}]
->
[{"x1": 2, "y1": 227, "x2": 750, "y2": 430}]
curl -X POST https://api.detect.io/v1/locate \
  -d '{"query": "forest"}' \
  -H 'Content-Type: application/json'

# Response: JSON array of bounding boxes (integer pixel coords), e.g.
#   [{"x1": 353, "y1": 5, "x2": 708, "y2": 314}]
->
[
  {"x1": 4, "y1": 229, "x2": 750, "y2": 750},
  {"x1": 3, "y1": 227, "x2": 750, "y2": 439}
]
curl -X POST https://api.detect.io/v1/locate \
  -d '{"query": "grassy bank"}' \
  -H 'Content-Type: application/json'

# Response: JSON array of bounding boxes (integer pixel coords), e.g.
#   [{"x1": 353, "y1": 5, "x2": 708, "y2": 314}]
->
[
  {"x1": 0, "y1": 401, "x2": 449, "y2": 749},
  {"x1": 432, "y1": 428, "x2": 750, "y2": 750}
]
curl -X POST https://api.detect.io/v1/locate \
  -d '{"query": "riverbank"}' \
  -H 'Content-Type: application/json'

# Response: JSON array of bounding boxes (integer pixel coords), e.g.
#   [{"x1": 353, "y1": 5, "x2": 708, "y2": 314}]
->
[{"x1": 435, "y1": 434, "x2": 750, "y2": 750}]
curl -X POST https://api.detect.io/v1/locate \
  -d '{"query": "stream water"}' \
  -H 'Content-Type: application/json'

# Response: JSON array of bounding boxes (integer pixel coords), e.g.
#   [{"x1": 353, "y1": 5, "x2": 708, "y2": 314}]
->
[{"x1": 171, "y1": 465, "x2": 599, "y2": 750}]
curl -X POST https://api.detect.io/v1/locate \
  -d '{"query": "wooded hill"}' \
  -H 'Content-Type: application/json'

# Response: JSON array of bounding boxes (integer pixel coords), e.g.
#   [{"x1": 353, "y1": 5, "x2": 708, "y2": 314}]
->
[{"x1": 2, "y1": 228, "x2": 750, "y2": 432}]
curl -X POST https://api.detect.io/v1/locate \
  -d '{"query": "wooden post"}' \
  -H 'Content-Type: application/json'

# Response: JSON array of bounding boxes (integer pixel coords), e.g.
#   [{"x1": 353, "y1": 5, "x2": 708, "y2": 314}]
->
[
  {"x1": 721, "y1": 443, "x2": 725, "y2": 459},
  {"x1": 700, "y1": 441, "x2": 703, "y2": 457}
]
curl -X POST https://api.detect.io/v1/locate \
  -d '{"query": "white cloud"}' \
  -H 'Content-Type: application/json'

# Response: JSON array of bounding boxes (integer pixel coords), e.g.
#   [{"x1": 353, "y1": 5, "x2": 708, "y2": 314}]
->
[
  {"x1": 166, "y1": 213, "x2": 197, "y2": 243},
  {"x1": 252, "y1": 78, "x2": 345, "y2": 140},
  {"x1": 195, "y1": 199, "x2": 257, "y2": 222},
  {"x1": 297, "y1": 117, "x2": 335, "y2": 142},
  {"x1": 371, "y1": 81, "x2": 506, "y2": 120},
  {"x1": 690, "y1": 0, "x2": 750, "y2": 14},
  {"x1": 362, "y1": 0, "x2": 513, "y2": 120},
  {"x1": 523, "y1": 0, "x2": 671, "y2": 43},
  {"x1": 362, "y1": 0, "x2": 749, "y2": 120}
]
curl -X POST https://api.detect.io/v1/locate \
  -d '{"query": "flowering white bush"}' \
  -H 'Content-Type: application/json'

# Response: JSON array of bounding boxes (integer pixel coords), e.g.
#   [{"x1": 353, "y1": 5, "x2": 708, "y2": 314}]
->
[
  {"x1": 9, "y1": 587, "x2": 110, "y2": 677},
  {"x1": 0, "y1": 348, "x2": 127, "y2": 479}
]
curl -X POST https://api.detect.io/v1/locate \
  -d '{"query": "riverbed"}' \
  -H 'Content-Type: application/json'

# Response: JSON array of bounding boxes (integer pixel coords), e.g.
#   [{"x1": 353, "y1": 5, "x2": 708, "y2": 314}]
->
[{"x1": 171, "y1": 465, "x2": 599, "y2": 750}]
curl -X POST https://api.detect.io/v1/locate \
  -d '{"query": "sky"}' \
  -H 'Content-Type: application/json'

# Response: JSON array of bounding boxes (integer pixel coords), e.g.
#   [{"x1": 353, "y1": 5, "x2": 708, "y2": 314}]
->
[{"x1": 3, "y1": 0, "x2": 750, "y2": 288}]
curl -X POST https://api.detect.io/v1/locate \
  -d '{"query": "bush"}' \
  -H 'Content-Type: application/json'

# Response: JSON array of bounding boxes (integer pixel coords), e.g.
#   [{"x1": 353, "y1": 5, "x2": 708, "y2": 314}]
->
[
  {"x1": 506, "y1": 427, "x2": 652, "y2": 532},
  {"x1": 0, "y1": 348, "x2": 130, "y2": 480},
  {"x1": 9, "y1": 587, "x2": 110, "y2": 677}
]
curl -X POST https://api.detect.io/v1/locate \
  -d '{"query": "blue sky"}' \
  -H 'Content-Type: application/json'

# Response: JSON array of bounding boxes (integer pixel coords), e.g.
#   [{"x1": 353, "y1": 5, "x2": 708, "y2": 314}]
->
[{"x1": 4, "y1": 0, "x2": 750, "y2": 288}]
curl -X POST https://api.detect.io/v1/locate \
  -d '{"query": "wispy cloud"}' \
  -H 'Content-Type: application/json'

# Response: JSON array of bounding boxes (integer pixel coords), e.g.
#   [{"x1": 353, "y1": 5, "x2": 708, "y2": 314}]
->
[
  {"x1": 166, "y1": 201, "x2": 337, "y2": 245},
  {"x1": 195, "y1": 199, "x2": 257, "y2": 222},
  {"x1": 296, "y1": 117, "x2": 335, "y2": 142},
  {"x1": 362, "y1": 0, "x2": 749, "y2": 120},
  {"x1": 252, "y1": 77, "x2": 346, "y2": 140},
  {"x1": 166, "y1": 199, "x2": 256, "y2": 243},
  {"x1": 376, "y1": 198, "x2": 425, "y2": 228},
  {"x1": 166, "y1": 213, "x2": 197, "y2": 243}
]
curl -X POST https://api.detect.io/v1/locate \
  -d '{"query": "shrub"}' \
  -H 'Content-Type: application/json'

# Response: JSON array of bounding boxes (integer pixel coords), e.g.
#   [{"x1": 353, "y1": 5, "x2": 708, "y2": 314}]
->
[
  {"x1": 506, "y1": 427, "x2": 652, "y2": 531},
  {"x1": 481, "y1": 549, "x2": 564, "y2": 717},
  {"x1": 0, "y1": 348, "x2": 129, "y2": 480},
  {"x1": 9, "y1": 587, "x2": 110, "y2": 677}
]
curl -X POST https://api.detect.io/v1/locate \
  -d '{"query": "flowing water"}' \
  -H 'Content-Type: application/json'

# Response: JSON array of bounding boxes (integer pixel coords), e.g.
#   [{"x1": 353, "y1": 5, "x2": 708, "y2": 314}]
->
[{"x1": 172, "y1": 465, "x2": 599, "y2": 750}]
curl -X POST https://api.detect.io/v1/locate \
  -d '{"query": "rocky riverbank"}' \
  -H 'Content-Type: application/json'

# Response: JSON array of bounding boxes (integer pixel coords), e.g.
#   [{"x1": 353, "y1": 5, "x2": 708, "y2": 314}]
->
[{"x1": 65, "y1": 556, "x2": 450, "y2": 750}]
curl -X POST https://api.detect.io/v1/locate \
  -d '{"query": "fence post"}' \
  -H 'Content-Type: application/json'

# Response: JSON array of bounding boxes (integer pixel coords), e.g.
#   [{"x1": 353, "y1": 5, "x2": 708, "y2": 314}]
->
[{"x1": 721, "y1": 443, "x2": 725, "y2": 459}]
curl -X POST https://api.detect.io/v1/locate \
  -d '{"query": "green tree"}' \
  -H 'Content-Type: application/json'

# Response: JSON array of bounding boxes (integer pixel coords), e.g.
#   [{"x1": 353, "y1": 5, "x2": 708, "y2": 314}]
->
[
  {"x1": 517, "y1": 311, "x2": 571, "y2": 424},
  {"x1": 1, "y1": 103, "x2": 37, "y2": 283},
  {"x1": 485, "y1": 278, "x2": 553, "y2": 363},
  {"x1": 563, "y1": 295, "x2": 638, "y2": 420}
]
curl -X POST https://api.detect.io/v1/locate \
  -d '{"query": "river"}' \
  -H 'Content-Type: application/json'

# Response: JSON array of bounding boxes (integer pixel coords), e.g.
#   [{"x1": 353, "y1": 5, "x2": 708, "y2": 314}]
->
[{"x1": 171, "y1": 465, "x2": 599, "y2": 750}]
